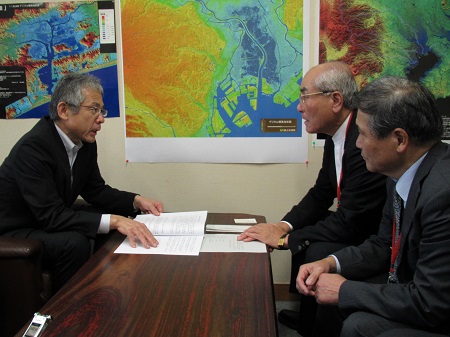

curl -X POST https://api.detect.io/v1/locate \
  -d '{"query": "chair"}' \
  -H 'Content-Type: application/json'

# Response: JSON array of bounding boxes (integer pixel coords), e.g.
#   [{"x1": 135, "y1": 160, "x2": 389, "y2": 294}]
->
[{"x1": 0, "y1": 236, "x2": 53, "y2": 337}]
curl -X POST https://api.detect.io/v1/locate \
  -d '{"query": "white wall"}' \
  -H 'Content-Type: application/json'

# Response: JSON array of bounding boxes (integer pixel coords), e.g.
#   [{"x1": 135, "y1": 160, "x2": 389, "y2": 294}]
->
[{"x1": 0, "y1": 1, "x2": 321, "y2": 284}]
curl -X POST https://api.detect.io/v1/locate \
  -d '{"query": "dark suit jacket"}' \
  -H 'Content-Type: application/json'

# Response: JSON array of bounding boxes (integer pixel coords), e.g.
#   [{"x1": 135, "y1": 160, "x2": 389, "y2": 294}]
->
[
  {"x1": 0, "y1": 116, "x2": 137, "y2": 239},
  {"x1": 285, "y1": 111, "x2": 387, "y2": 254},
  {"x1": 336, "y1": 141, "x2": 450, "y2": 334}
]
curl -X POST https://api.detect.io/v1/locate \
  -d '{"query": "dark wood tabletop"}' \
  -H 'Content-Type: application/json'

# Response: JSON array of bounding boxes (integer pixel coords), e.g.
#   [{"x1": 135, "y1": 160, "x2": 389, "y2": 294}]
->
[{"x1": 17, "y1": 213, "x2": 278, "y2": 337}]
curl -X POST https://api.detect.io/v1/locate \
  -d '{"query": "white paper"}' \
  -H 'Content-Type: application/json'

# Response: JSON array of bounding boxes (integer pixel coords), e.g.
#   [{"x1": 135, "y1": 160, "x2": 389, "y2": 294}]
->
[
  {"x1": 135, "y1": 211, "x2": 207, "y2": 235},
  {"x1": 234, "y1": 218, "x2": 257, "y2": 224},
  {"x1": 200, "y1": 234, "x2": 267, "y2": 253},
  {"x1": 205, "y1": 224, "x2": 251, "y2": 233},
  {"x1": 114, "y1": 211, "x2": 207, "y2": 255},
  {"x1": 125, "y1": 137, "x2": 308, "y2": 163},
  {"x1": 114, "y1": 236, "x2": 204, "y2": 255}
]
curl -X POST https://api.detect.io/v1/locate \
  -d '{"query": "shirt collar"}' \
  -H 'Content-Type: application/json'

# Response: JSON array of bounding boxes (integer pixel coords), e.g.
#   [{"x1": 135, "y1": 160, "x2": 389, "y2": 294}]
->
[
  {"x1": 54, "y1": 123, "x2": 83, "y2": 153},
  {"x1": 395, "y1": 152, "x2": 427, "y2": 206},
  {"x1": 332, "y1": 113, "x2": 351, "y2": 145}
]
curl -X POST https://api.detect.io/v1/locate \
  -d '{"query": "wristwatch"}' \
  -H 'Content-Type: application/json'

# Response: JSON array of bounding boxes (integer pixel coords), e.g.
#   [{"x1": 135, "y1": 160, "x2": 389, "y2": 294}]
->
[{"x1": 277, "y1": 234, "x2": 288, "y2": 250}]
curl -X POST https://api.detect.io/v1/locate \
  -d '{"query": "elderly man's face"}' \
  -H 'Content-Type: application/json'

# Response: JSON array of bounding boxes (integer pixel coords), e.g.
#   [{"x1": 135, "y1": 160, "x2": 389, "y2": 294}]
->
[
  {"x1": 355, "y1": 110, "x2": 401, "y2": 177},
  {"x1": 297, "y1": 67, "x2": 335, "y2": 135}
]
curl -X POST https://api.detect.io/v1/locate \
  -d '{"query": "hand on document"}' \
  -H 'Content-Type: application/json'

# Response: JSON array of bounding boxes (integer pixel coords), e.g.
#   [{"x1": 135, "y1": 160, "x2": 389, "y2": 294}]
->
[
  {"x1": 237, "y1": 222, "x2": 288, "y2": 250},
  {"x1": 110, "y1": 214, "x2": 159, "y2": 249},
  {"x1": 133, "y1": 195, "x2": 163, "y2": 215}
]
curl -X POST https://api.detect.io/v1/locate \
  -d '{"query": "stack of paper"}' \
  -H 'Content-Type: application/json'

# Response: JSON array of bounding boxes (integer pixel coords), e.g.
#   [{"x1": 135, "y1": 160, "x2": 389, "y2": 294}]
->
[{"x1": 114, "y1": 211, "x2": 207, "y2": 255}]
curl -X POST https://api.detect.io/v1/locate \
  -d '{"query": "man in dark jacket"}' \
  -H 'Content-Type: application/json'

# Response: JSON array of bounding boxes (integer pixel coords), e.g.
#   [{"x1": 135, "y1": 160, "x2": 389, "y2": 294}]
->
[
  {"x1": 0, "y1": 73, "x2": 163, "y2": 291},
  {"x1": 238, "y1": 61, "x2": 386, "y2": 336}
]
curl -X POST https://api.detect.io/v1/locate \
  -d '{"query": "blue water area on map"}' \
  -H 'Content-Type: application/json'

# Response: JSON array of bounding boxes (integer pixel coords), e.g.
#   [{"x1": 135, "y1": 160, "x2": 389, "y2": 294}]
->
[
  {"x1": 199, "y1": 4, "x2": 302, "y2": 138},
  {"x1": 215, "y1": 86, "x2": 302, "y2": 138},
  {"x1": 16, "y1": 66, "x2": 120, "y2": 119}
]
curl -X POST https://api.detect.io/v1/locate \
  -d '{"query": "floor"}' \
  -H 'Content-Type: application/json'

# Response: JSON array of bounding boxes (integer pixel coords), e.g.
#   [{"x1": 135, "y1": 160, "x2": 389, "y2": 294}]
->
[
  {"x1": 276, "y1": 300, "x2": 301, "y2": 337},
  {"x1": 274, "y1": 284, "x2": 302, "y2": 337}
]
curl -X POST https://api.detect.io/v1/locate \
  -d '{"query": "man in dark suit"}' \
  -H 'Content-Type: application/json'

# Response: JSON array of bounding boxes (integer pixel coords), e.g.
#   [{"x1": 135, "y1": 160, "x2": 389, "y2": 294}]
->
[
  {"x1": 297, "y1": 77, "x2": 450, "y2": 337},
  {"x1": 0, "y1": 73, "x2": 163, "y2": 292},
  {"x1": 238, "y1": 61, "x2": 386, "y2": 336}
]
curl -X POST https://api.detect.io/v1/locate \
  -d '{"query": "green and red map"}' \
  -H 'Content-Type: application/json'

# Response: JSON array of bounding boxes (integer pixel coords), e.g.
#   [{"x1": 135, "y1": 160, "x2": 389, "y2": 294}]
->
[{"x1": 320, "y1": 0, "x2": 450, "y2": 138}]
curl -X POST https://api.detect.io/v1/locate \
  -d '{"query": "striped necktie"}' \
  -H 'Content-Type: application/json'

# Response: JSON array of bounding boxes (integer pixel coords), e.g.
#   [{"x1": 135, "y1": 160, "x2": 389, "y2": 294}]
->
[{"x1": 388, "y1": 189, "x2": 403, "y2": 283}]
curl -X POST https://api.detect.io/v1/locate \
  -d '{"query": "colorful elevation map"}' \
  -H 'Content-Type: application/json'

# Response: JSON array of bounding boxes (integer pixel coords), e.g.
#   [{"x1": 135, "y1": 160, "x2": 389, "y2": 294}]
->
[
  {"x1": 320, "y1": 0, "x2": 450, "y2": 139},
  {"x1": 0, "y1": 1, "x2": 119, "y2": 119},
  {"x1": 122, "y1": 0, "x2": 303, "y2": 138}
]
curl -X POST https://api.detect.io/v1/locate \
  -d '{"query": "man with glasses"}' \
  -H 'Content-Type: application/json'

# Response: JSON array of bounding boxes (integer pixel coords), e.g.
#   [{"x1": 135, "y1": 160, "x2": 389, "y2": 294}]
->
[
  {"x1": 0, "y1": 72, "x2": 163, "y2": 292},
  {"x1": 238, "y1": 61, "x2": 387, "y2": 336}
]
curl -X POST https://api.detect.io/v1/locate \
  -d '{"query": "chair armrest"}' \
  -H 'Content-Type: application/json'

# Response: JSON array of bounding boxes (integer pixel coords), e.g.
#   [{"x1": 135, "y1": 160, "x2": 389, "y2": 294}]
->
[
  {"x1": 0, "y1": 236, "x2": 48, "y2": 336},
  {"x1": 0, "y1": 236, "x2": 43, "y2": 258}
]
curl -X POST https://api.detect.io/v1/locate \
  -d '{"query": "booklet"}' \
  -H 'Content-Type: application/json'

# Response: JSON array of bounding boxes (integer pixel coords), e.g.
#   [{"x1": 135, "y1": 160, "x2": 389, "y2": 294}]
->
[{"x1": 114, "y1": 210, "x2": 208, "y2": 256}]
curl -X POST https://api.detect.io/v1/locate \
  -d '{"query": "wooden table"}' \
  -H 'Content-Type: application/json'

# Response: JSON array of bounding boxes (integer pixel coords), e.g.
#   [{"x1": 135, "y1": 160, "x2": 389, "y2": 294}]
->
[{"x1": 17, "y1": 213, "x2": 278, "y2": 337}]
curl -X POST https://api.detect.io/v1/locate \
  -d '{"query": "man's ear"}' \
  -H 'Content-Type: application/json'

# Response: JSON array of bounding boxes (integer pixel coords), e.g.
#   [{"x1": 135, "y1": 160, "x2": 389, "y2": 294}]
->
[
  {"x1": 331, "y1": 91, "x2": 344, "y2": 113},
  {"x1": 394, "y1": 128, "x2": 408, "y2": 153},
  {"x1": 57, "y1": 102, "x2": 70, "y2": 120}
]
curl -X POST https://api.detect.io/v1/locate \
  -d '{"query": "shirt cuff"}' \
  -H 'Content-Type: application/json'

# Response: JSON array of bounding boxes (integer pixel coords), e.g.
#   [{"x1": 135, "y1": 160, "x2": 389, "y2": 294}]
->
[
  {"x1": 330, "y1": 254, "x2": 342, "y2": 274},
  {"x1": 133, "y1": 194, "x2": 140, "y2": 212},
  {"x1": 97, "y1": 214, "x2": 111, "y2": 234},
  {"x1": 280, "y1": 220, "x2": 293, "y2": 232}
]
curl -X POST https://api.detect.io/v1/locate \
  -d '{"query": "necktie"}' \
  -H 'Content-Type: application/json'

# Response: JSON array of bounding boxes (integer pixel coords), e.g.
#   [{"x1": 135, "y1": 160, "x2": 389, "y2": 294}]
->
[{"x1": 388, "y1": 189, "x2": 403, "y2": 283}]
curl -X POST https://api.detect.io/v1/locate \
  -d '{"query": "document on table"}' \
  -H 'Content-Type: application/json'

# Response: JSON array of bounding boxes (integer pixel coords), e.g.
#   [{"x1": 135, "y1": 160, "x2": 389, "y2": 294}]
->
[
  {"x1": 114, "y1": 211, "x2": 207, "y2": 255},
  {"x1": 200, "y1": 234, "x2": 267, "y2": 253},
  {"x1": 205, "y1": 218, "x2": 256, "y2": 233},
  {"x1": 205, "y1": 224, "x2": 252, "y2": 233}
]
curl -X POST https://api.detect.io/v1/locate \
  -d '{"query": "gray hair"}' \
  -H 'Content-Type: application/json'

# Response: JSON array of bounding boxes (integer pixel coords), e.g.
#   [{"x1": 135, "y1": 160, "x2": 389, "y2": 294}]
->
[
  {"x1": 48, "y1": 72, "x2": 103, "y2": 120},
  {"x1": 313, "y1": 61, "x2": 359, "y2": 110},
  {"x1": 358, "y1": 76, "x2": 442, "y2": 146}
]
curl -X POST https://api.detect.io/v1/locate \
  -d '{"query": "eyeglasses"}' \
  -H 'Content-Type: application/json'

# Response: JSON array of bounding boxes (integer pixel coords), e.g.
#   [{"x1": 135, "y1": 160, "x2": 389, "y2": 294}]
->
[
  {"x1": 79, "y1": 105, "x2": 108, "y2": 117},
  {"x1": 300, "y1": 91, "x2": 333, "y2": 103}
]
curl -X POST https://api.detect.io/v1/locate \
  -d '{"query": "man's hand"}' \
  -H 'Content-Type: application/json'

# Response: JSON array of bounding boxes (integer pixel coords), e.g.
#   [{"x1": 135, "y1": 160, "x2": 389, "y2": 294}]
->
[
  {"x1": 237, "y1": 222, "x2": 288, "y2": 248},
  {"x1": 296, "y1": 256, "x2": 336, "y2": 296},
  {"x1": 314, "y1": 273, "x2": 346, "y2": 305},
  {"x1": 110, "y1": 214, "x2": 158, "y2": 249},
  {"x1": 134, "y1": 195, "x2": 163, "y2": 215}
]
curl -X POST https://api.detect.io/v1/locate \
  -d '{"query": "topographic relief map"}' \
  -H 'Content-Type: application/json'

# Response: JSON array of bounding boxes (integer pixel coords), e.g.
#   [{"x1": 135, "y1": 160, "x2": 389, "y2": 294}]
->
[
  {"x1": 320, "y1": 0, "x2": 450, "y2": 138},
  {"x1": 0, "y1": 1, "x2": 119, "y2": 119},
  {"x1": 122, "y1": 0, "x2": 303, "y2": 138}
]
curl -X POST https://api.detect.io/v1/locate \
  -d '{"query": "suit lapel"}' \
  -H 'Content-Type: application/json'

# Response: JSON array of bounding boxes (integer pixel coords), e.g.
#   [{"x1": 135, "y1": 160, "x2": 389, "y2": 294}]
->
[{"x1": 398, "y1": 142, "x2": 447, "y2": 261}]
